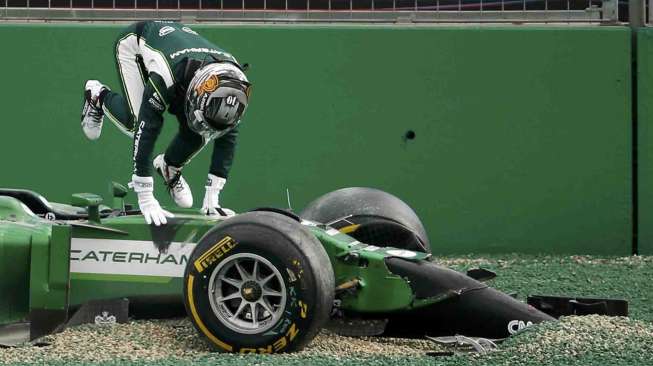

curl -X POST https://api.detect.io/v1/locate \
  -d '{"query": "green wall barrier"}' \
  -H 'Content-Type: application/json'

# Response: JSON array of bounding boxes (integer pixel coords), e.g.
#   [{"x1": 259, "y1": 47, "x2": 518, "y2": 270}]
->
[
  {"x1": 638, "y1": 28, "x2": 653, "y2": 256},
  {"x1": 0, "y1": 24, "x2": 632, "y2": 254}
]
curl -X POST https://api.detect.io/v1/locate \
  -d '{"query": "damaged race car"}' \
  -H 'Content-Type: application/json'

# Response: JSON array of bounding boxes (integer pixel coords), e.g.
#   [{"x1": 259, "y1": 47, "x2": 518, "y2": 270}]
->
[{"x1": 0, "y1": 185, "x2": 622, "y2": 352}]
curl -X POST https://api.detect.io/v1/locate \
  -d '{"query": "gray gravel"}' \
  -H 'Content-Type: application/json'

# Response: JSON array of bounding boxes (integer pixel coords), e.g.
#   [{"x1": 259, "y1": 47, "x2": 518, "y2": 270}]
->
[
  {"x1": 0, "y1": 319, "x2": 436, "y2": 364},
  {"x1": 0, "y1": 319, "x2": 209, "y2": 364},
  {"x1": 2, "y1": 315, "x2": 653, "y2": 365}
]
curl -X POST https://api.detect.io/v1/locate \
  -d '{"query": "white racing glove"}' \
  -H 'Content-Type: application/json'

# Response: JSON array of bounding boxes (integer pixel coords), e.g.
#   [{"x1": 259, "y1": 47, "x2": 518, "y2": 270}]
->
[
  {"x1": 130, "y1": 175, "x2": 174, "y2": 226},
  {"x1": 201, "y1": 174, "x2": 236, "y2": 217}
]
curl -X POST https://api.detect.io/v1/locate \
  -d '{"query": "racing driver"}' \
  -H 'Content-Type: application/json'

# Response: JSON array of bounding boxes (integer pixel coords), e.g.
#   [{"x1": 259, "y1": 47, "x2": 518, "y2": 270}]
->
[{"x1": 80, "y1": 21, "x2": 251, "y2": 226}]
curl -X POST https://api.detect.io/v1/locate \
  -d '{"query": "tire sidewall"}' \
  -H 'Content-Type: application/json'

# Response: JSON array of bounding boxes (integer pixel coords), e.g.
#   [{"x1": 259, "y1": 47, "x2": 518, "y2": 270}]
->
[
  {"x1": 184, "y1": 216, "x2": 324, "y2": 353},
  {"x1": 300, "y1": 187, "x2": 431, "y2": 252}
]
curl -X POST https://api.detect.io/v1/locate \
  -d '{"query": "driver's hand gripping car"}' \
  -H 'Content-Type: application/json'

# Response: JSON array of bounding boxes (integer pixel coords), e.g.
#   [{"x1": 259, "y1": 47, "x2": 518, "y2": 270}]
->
[{"x1": 79, "y1": 21, "x2": 251, "y2": 225}]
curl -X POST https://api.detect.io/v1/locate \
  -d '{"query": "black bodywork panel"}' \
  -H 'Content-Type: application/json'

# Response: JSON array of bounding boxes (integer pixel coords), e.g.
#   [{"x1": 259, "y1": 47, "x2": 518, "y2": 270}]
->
[
  {"x1": 380, "y1": 258, "x2": 556, "y2": 338},
  {"x1": 527, "y1": 295, "x2": 628, "y2": 318}
]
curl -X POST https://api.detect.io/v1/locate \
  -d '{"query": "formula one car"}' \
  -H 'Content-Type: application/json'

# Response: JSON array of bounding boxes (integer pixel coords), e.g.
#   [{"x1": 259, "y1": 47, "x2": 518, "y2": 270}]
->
[{"x1": 0, "y1": 184, "x2": 556, "y2": 352}]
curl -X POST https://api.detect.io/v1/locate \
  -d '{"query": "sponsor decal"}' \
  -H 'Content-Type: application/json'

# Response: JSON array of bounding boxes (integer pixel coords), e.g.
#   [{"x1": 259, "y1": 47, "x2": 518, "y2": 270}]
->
[
  {"x1": 386, "y1": 249, "x2": 417, "y2": 258},
  {"x1": 326, "y1": 228, "x2": 340, "y2": 236},
  {"x1": 94, "y1": 311, "x2": 117, "y2": 326},
  {"x1": 158, "y1": 26, "x2": 175, "y2": 37},
  {"x1": 300, "y1": 219, "x2": 318, "y2": 227},
  {"x1": 70, "y1": 238, "x2": 195, "y2": 277},
  {"x1": 182, "y1": 26, "x2": 198, "y2": 35},
  {"x1": 239, "y1": 323, "x2": 300, "y2": 353},
  {"x1": 265, "y1": 318, "x2": 291, "y2": 336},
  {"x1": 44, "y1": 212, "x2": 56, "y2": 221},
  {"x1": 362, "y1": 245, "x2": 381, "y2": 252},
  {"x1": 132, "y1": 181, "x2": 152, "y2": 189},
  {"x1": 196, "y1": 74, "x2": 220, "y2": 96},
  {"x1": 132, "y1": 121, "x2": 146, "y2": 173},
  {"x1": 170, "y1": 48, "x2": 232, "y2": 60},
  {"x1": 286, "y1": 268, "x2": 297, "y2": 283},
  {"x1": 225, "y1": 95, "x2": 237, "y2": 106},
  {"x1": 288, "y1": 286, "x2": 299, "y2": 310},
  {"x1": 298, "y1": 301, "x2": 308, "y2": 319},
  {"x1": 291, "y1": 259, "x2": 304, "y2": 279},
  {"x1": 148, "y1": 95, "x2": 165, "y2": 112},
  {"x1": 347, "y1": 240, "x2": 360, "y2": 248},
  {"x1": 508, "y1": 320, "x2": 534, "y2": 335},
  {"x1": 193, "y1": 236, "x2": 237, "y2": 273}
]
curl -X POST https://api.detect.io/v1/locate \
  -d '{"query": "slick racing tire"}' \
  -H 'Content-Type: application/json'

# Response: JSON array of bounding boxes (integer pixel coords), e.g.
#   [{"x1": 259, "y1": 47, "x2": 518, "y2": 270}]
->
[
  {"x1": 300, "y1": 187, "x2": 430, "y2": 253},
  {"x1": 183, "y1": 211, "x2": 334, "y2": 354}
]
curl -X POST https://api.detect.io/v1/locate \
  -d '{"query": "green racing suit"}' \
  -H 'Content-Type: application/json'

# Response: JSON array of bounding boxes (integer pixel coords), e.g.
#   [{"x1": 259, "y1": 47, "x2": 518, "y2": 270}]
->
[{"x1": 101, "y1": 20, "x2": 243, "y2": 179}]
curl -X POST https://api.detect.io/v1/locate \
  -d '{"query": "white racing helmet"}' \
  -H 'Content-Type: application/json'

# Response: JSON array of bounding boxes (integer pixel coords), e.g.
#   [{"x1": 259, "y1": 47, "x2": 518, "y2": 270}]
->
[{"x1": 185, "y1": 62, "x2": 250, "y2": 140}]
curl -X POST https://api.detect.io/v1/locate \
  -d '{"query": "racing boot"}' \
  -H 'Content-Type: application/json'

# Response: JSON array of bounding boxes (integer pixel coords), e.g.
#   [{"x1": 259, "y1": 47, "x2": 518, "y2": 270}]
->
[
  {"x1": 81, "y1": 80, "x2": 109, "y2": 140},
  {"x1": 201, "y1": 174, "x2": 236, "y2": 217},
  {"x1": 153, "y1": 154, "x2": 193, "y2": 208}
]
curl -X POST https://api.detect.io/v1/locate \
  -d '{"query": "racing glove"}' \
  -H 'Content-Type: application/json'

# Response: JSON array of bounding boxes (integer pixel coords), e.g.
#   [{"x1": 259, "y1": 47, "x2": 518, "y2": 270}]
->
[
  {"x1": 201, "y1": 174, "x2": 236, "y2": 217},
  {"x1": 130, "y1": 175, "x2": 174, "y2": 226}
]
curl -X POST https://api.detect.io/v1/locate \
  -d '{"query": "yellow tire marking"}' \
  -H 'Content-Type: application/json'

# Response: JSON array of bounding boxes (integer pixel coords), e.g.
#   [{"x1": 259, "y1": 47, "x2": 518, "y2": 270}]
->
[
  {"x1": 187, "y1": 274, "x2": 233, "y2": 352},
  {"x1": 194, "y1": 236, "x2": 236, "y2": 273},
  {"x1": 196, "y1": 236, "x2": 231, "y2": 264},
  {"x1": 339, "y1": 224, "x2": 361, "y2": 234}
]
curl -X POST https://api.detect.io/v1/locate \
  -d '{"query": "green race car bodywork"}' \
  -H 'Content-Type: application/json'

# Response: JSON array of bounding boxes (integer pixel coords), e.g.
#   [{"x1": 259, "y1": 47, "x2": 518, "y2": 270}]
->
[
  {"x1": 0, "y1": 185, "x2": 555, "y2": 351},
  {"x1": 0, "y1": 188, "x2": 430, "y2": 335}
]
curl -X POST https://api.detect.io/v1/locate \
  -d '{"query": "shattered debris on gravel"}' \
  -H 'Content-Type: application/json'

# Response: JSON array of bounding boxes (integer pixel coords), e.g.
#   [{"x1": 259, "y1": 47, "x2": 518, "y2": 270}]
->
[{"x1": 462, "y1": 315, "x2": 653, "y2": 365}]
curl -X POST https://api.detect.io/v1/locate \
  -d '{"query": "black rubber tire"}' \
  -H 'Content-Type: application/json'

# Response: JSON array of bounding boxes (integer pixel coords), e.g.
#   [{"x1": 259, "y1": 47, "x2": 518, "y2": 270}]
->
[
  {"x1": 183, "y1": 211, "x2": 334, "y2": 354},
  {"x1": 300, "y1": 187, "x2": 431, "y2": 253}
]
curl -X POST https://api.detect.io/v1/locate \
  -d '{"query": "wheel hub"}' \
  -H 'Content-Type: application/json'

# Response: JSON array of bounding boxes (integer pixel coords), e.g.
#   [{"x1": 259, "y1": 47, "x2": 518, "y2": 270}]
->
[
  {"x1": 208, "y1": 253, "x2": 287, "y2": 334},
  {"x1": 241, "y1": 280, "x2": 262, "y2": 302}
]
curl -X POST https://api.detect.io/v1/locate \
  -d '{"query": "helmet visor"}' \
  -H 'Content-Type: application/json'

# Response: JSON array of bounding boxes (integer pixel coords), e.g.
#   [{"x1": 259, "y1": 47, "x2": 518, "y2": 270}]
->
[
  {"x1": 188, "y1": 109, "x2": 240, "y2": 140},
  {"x1": 202, "y1": 83, "x2": 248, "y2": 130}
]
